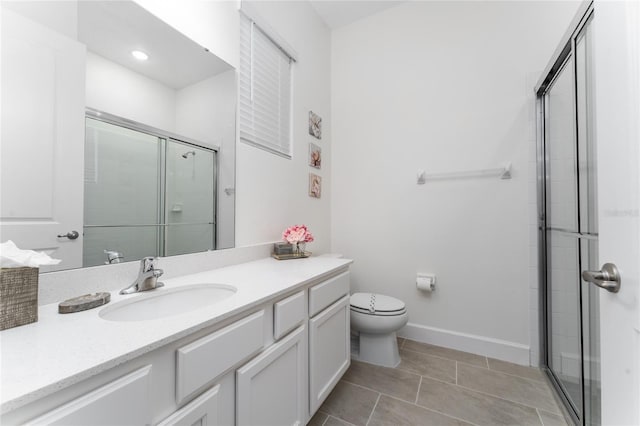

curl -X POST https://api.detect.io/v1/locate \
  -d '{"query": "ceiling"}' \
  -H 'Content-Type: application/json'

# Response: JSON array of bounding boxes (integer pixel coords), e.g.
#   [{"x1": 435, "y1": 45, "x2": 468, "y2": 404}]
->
[
  {"x1": 309, "y1": 1, "x2": 405, "y2": 29},
  {"x1": 78, "y1": 1, "x2": 231, "y2": 89}
]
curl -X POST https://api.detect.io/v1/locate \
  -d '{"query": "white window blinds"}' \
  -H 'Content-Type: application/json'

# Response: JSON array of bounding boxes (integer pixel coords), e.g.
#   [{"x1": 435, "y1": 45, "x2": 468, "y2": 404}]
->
[{"x1": 239, "y1": 14, "x2": 293, "y2": 157}]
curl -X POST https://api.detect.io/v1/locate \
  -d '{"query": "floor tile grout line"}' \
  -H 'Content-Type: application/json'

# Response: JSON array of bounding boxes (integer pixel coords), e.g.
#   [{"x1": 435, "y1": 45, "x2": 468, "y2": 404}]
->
[
  {"x1": 404, "y1": 359, "x2": 553, "y2": 411},
  {"x1": 397, "y1": 346, "x2": 458, "y2": 366},
  {"x1": 340, "y1": 379, "x2": 421, "y2": 406},
  {"x1": 452, "y1": 381, "x2": 563, "y2": 415},
  {"x1": 331, "y1": 415, "x2": 357, "y2": 426},
  {"x1": 341, "y1": 339, "x2": 560, "y2": 423},
  {"x1": 486, "y1": 369, "x2": 547, "y2": 383},
  {"x1": 393, "y1": 363, "x2": 456, "y2": 384},
  {"x1": 403, "y1": 337, "x2": 545, "y2": 379},
  {"x1": 349, "y1": 360, "x2": 423, "y2": 381},
  {"x1": 365, "y1": 393, "x2": 381, "y2": 426},
  {"x1": 418, "y1": 373, "x2": 462, "y2": 387},
  {"x1": 458, "y1": 361, "x2": 550, "y2": 386},
  {"x1": 320, "y1": 414, "x2": 329, "y2": 426},
  {"x1": 536, "y1": 408, "x2": 546, "y2": 426},
  {"x1": 399, "y1": 346, "x2": 488, "y2": 369},
  {"x1": 396, "y1": 396, "x2": 481, "y2": 426},
  {"x1": 402, "y1": 337, "x2": 485, "y2": 358},
  {"x1": 487, "y1": 357, "x2": 546, "y2": 379},
  {"x1": 381, "y1": 392, "x2": 481, "y2": 426},
  {"x1": 339, "y1": 376, "x2": 480, "y2": 426}
]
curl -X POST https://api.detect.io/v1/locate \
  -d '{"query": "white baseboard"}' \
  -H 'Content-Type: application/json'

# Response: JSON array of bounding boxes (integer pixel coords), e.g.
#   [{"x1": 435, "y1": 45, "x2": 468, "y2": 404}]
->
[{"x1": 398, "y1": 322, "x2": 531, "y2": 366}]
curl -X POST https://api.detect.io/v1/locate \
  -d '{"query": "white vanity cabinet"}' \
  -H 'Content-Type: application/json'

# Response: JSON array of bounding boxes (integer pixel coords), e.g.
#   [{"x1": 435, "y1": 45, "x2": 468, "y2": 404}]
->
[
  {"x1": 236, "y1": 325, "x2": 307, "y2": 426},
  {"x1": 157, "y1": 385, "x2": 220, "y2": 426},
  {"x1": 2, "y1": 267, "x2": 351, "y2": 426},
  {"x1": 28, "y1": 366, "x2": 153, "y2": 426},
  {"x1": 235, "y1": 271, "x2": 351, "y2": 424},
  {"x1": 308, "y1": 272, "x2": 351, "y2": 414},
  {"x1": 175, "y1": 310, "x2": 265, "y2": 404}
]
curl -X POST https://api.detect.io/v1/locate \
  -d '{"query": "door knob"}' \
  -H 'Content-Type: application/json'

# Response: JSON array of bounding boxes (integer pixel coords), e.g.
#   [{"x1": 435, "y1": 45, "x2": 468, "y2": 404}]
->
[
  {"x1": 57, "y1": 230, "x2": 79, "y2": 240},
  {"x1": 582, "y1": 263, "x2": 621, "y2": 293}
]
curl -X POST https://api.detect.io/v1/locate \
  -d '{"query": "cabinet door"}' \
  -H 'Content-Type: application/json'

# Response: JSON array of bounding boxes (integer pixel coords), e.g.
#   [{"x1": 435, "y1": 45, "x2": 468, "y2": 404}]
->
[
  {"x1": 236, "y1": 325, "x2": 306, "y2": 426},
  {"x1": 29, "y1": 366, "x2": 152, "y2": 425},
  {"x1": 157, "y1": 385, "x2": 220, "y2": 426},
  {"x1": 309, "y1": 295, "x2": 350, "y2": 415},
  {"x1": 176, "y1": 310, "x2": 264, "y2": 404}
]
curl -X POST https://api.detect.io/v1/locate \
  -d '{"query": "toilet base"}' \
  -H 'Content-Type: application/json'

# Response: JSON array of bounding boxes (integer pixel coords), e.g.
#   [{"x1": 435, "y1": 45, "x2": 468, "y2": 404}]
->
[{"x1": 357, "y1": 331, "x2": 401, "y2": 368}]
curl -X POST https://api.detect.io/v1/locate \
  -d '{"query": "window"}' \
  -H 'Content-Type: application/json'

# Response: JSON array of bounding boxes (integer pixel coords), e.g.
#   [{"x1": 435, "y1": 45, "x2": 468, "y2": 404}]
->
[{"x1": 239, "y1": 13, "x2": 295, "y2": 158}]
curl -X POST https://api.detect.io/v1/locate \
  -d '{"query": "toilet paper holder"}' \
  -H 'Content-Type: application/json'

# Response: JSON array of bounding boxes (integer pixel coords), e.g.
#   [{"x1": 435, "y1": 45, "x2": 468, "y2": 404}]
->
[{"x1": 416, "y1": 273, "x2": 436, "y2": 292}]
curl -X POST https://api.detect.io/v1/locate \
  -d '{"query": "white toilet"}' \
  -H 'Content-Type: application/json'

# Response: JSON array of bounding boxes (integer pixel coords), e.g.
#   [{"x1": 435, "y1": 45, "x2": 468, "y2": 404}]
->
[{"x1": 350, "y1": 292, "x2": 408, "y2": 368}]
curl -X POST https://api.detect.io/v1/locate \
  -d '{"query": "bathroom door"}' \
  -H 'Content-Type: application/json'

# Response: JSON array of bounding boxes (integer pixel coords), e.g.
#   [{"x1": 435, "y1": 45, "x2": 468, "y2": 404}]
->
[
  {"x1": 0, "y1": 9, "x2": 86, "y2": 271},
  {"x1": 539, "y1": 7, "x2": 601, "y2": 425},
  {"x1": 591, "y1": 1, "x2": 640, "y2": 425}
]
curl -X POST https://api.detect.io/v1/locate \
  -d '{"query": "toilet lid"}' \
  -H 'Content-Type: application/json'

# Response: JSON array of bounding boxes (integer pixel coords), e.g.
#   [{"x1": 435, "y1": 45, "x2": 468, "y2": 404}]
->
[{"x1": 350, "y1": 293, "x2": 406, "y2": 316}]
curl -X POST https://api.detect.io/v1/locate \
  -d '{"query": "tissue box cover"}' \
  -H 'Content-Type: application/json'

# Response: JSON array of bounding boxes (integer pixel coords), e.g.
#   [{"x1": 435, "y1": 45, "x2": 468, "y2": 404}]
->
[{"x1": 0, "y1": 267, "x2": 38, "y2": 330}]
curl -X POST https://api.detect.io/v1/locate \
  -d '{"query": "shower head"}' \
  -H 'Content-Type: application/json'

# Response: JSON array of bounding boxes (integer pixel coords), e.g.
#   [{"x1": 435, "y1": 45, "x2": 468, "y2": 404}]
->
[{"x1": 182, "y1": 151, "x2": 196, "y2": 159}]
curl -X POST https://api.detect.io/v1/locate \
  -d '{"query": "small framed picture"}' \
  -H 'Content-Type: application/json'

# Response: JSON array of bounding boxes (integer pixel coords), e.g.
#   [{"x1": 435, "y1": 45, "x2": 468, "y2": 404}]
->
[
  {"x1": 309, "y1": 173, "x2": 321, "y2": 198},
  {"x1": 308, "y1": 111, "x2": 322, "y2": 140},
  {"x1": 309, "y1": 143, "x2": 321, "y2": 169}
]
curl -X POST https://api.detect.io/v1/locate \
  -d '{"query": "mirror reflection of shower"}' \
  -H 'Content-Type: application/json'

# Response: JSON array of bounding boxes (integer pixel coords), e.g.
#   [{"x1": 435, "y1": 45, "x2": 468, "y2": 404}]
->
[{"x1": 83, "y1": 114, "x2": 217, "y2": 267}]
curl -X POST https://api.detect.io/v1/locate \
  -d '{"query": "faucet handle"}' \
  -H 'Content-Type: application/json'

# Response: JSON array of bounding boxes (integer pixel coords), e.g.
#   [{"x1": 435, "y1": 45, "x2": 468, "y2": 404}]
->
[{"x1": 141, "y1": 256, "x2": 158, "y2": 273}]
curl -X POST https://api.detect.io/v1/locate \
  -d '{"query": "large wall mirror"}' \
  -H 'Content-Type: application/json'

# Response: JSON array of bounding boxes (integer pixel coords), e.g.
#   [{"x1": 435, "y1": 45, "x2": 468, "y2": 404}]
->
[{"x1": 0, "y1": 1, "x2": 236, "y2": 272}]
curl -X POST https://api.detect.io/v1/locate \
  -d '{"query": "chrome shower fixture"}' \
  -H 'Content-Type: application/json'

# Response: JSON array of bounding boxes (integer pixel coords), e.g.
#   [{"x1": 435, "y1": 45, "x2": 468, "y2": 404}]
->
[{"x1": 182, "y1": 151, "x2": 196, "y2": 158}]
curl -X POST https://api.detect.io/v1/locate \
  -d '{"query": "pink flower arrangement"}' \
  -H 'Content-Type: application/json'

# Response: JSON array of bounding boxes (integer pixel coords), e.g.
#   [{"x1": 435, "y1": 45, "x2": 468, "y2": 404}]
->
[{"x1": 282, "y1": 224, "x2": 314, "y2": 244}]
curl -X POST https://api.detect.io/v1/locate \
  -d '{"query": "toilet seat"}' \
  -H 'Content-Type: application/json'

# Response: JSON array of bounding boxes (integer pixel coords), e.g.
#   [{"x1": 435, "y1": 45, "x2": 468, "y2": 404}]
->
[{"x1": 350, "y1": 293, "x2": 406, "y2": 316}]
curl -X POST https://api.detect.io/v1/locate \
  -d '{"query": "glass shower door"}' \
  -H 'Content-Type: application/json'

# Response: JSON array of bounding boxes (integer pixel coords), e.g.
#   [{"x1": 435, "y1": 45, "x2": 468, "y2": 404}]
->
[
  {"x1": 83, "y1": 118, "x2": 162, "y2": 266},
  {"x1": 164, "y1": 139, "x2": 216, "y2": 256},
  {"x1": 544, "y1": 58, "x2": 583, "y2": 417},
  {"x1": 540, "y1": 10, "x2": 599, "y2": 426}
]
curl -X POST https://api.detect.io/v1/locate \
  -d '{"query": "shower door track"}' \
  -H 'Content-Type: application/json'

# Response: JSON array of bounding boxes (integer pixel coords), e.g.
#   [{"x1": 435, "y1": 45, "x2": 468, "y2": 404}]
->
[{"x1": 86, "y1": 108, "x2": 220, "y2": 152}]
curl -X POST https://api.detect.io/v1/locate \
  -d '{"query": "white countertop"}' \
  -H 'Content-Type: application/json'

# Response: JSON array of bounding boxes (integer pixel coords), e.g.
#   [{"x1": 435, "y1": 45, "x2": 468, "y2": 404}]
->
[{"x1": 0, "y1": 256, "x2": 352, "y2": 414}]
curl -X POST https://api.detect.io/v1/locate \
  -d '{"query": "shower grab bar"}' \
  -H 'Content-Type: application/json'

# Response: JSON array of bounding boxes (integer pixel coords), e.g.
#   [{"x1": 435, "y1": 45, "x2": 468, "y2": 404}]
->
[
  {"x1": 419, "y1": 163, "x2": 511, "y2": 182},
  {"x1": 84, "y1": 222, "x2": 215, "y2": 228}
]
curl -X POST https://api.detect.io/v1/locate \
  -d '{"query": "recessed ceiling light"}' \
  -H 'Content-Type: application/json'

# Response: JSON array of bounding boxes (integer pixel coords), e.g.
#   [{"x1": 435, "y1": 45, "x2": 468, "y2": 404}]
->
[{"x1": 131, "y1": 50, "x2": 149, "y2": 61}]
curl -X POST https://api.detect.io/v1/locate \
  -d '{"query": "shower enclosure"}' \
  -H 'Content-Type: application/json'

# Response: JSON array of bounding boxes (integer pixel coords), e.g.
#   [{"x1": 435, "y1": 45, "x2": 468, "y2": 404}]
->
[
  {"x1": 536, "y1": 3, "x2": 599, "y2": 425},
  {"x1": 83, "y1": 113, "x2": 216, "y2": 267}
]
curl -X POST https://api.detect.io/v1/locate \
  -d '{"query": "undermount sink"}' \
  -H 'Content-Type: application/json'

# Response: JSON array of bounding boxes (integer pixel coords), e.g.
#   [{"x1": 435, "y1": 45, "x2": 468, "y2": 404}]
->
[{"x1": 99, "y1": 283, "x2": 237, "y2": 322}]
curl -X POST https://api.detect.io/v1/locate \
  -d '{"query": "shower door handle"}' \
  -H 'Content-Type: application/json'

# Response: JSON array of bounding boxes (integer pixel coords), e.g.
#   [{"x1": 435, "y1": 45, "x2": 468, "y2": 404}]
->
[{"x1": 582, "y1": 263, "x2": 621, "y2": 293}]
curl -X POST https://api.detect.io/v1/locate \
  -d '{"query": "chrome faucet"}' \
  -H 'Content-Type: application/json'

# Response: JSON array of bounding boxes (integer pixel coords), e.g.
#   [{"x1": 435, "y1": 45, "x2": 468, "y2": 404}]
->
[
  {"x1": 120, "y1": 257, "x2": 164, "y2": 295},
  {"x1": 104, "y1": 249, "x2": 124, "y2": 264}
]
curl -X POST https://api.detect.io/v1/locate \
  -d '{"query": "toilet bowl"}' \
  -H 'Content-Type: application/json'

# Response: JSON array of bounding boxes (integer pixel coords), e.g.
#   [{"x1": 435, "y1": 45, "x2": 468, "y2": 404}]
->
[{"x1": 350, "y1": 292, "x2": 408, "y2": 368}]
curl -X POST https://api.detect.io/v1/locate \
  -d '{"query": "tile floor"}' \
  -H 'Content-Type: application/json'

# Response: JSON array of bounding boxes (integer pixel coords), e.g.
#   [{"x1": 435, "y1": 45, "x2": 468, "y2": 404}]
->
[{"x1": 309, "y1": 338, "x2": 570, "y2": 426}]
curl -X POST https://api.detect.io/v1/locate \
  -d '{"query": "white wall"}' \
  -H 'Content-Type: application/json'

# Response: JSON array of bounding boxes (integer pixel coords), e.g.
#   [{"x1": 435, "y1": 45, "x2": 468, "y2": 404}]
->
[
  {"x1": 175, "y1": 70, "x2": 237, "y2": 249},
  {"x1": 331, "y1": 1, "x2": 581, "y2": 364},
  {"x1": 86, "y1": 52, "x2": 177, "y2": 131},
  {"x1": 234, "y1": 1, "x2": 332, "y2": 254}
]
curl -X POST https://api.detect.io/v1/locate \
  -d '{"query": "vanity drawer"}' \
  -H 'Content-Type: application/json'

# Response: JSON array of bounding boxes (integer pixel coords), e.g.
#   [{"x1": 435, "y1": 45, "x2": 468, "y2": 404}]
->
[
  {"x1": 273, "y1": 290, "x2": 305, "y2": 340},
  {"x1": 29, "y1": 365, "x2": 152, "y2": 425},
  {"x1": 176, "y1": 310, "x2": 265, "y2": 404},
  {"x1": 309, "y1": 272, "x2": 350, "y2": 317}
]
